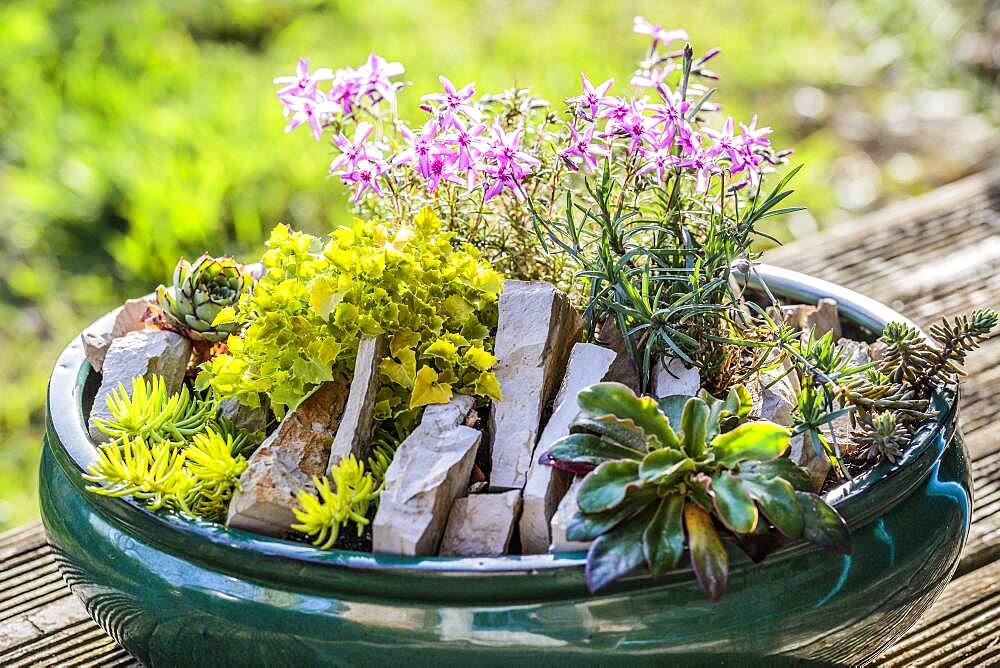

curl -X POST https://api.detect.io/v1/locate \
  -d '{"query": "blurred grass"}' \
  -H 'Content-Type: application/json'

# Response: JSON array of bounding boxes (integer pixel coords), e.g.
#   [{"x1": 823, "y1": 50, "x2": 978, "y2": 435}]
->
[{"x1": 0, "y1": 0, "x2": 996, "y2": 529}]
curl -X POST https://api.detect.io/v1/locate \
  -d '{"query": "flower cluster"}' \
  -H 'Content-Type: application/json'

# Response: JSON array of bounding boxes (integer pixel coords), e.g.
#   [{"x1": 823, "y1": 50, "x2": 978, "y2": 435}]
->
[{"x1": 274, "y1": 54, "x2": 405, "y2": 140}]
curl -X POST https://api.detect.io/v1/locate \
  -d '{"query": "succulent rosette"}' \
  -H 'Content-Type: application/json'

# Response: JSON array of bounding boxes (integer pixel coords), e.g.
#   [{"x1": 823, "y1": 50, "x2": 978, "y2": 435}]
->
[{"x1": 156, "y1": 254, "x2": 249, "y2": 342}]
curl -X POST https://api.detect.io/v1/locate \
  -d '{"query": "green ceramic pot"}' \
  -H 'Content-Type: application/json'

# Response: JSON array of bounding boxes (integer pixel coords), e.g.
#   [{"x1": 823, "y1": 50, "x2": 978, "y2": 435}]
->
[{"x1": 39, "y1": 265, "x2": 971, "y2": 666}]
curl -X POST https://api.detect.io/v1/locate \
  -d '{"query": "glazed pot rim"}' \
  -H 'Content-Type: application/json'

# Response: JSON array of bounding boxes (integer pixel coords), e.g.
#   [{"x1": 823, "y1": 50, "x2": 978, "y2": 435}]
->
[{"x1": 45, "y1": 263, "x2": 958, "y2": 577}]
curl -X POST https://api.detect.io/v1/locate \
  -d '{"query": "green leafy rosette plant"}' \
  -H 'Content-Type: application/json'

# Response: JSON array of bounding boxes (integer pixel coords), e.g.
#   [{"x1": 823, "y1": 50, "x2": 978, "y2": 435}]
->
[
  {"x1": 541, "y1": 382, "x2": 850, "y2": 598},
  {"x1": 156, "y1": 253, "x2": 250, "y2": 342}
]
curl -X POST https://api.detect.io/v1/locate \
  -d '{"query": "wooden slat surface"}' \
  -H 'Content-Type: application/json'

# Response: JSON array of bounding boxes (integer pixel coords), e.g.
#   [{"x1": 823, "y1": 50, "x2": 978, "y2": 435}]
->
[{"x1": 0, "y1": 166, "x2": 998, "y2": 666}]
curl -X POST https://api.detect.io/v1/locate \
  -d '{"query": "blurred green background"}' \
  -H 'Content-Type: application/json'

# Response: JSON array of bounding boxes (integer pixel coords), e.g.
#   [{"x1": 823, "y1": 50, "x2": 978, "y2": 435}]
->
[{"x1": 1, "y1": 0, "x2": 997, "y2": 530}]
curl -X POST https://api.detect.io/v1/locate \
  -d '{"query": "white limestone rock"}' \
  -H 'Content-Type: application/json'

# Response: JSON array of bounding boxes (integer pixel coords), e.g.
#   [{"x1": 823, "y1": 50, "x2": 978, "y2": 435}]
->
[
  {"x1": 328, "y1": 336, "x2": 384, "y2": 473},
  {"x1": 653, "y1": 356, "x2": 701, "y2": 398},
  {"x1": 373, "y1": 396, "x2": 482, "y2": 556},
  {"x1": 81, "y1": 297, "x2": 154, "y2": 373},
  {"x1": 780, "y1": 299, "x2": 842, "y2": 340},
  {"x1": 520, "y1": 342, "x2": 617, "y2": 554},
  {"x1": 753, "y1": 358, "x2": 800, "y2": 427},
  {"x1": 837, "y1": 338, "x2": 872, "y2": 368},
  {"x1": 88, "y1": 330, "x2": 192, "y2": 443},
  {"x1": 227, "y1": 380, "x2": 350, "y2": 537},
  {"x1": 490, "y1": 280, "x2": 581, "y2": 490},
  {"x1": 439, "y1": 490, "x2": 522, "y2": 557},
  {"x1": 550, "y1": 478, "x2": 590, "y2": 553}
]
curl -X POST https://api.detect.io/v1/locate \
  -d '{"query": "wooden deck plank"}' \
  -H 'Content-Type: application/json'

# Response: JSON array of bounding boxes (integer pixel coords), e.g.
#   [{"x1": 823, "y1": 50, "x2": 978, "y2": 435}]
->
[{"x1": 0, "y1": 167, "x2": 997, "y2": 663}]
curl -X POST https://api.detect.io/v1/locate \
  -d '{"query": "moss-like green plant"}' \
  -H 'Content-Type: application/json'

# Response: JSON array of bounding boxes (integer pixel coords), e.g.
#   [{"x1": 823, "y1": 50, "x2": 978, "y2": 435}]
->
[
  {"x1": 83, "y1": 436, "x2": 195, "y2": 512},
  {"x1": 184, "y1": 428, "x2": 249, "y2": 522},
  {"x1": 198, "y1": 208, "x2": 503, "y2": 421},
  {"x1": 541, "y1": 382, "x2": 849, "y2": 598},
  {"x1": 95, "y1": 375, "x2": 215, "y2": 445},
  {"x1": 291, "y1": 455, "x2": 382, "y2": 550}
]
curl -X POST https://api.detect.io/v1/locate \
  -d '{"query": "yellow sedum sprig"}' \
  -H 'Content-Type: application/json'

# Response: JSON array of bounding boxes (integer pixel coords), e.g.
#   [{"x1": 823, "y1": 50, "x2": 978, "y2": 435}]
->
[
  {"x1": 95, "y1": 375, "x2": 214, "y2": 445},
  {"x1": 291, "y1": 455, "x2": 381, "y2": 550},
  {"x1": 83, "y1": 435, "x2": 195, "y2": 512},
  {"x1": 184, "y1": 428, "x2": 249, "y2": 522}
]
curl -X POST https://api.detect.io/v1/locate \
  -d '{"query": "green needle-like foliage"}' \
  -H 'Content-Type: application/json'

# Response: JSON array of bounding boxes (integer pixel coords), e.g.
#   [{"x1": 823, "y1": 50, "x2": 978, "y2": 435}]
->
[
  {"x1": 83, "y1": 436, "x2": 195, "y2": 513},
  {"x1": 95, "y1": 375, "x2": 215, "y2": 446},
  {"x1": 291, "y1": 455, "x2": 382, "y2": 550},
  {"x1": 540, "y1": 382, "x2": 850, "y2": 598}
]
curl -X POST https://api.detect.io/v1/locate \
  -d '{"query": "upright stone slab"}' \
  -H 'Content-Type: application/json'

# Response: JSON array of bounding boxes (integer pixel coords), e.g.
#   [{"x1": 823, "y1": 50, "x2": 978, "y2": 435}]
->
[
  {"x1": 373, "y1": 396, "x2": 482, "y2": 556},
  {"x1": 328, "y1": 336, "x2": 385, "y2": 473},
  {"x1": 490, "y1": 280, "x2": 581, "y2": 490},
  {"x1": 227, "y1": 380, "x2": 350, "y2": 537},
  {"x1": 80, "y1": 297, "x2": 155, "y2": 373},
  {"x1": 789, "y1": 433, "x2": 832, "y2": 492},
  {"x1": 753, "y1": 358, "x2": 800, "y2": 427},
  {"x1": 88, "y1": 329, "x2": 192, "y2": 443},
  {"x1": 219, "y1": 396, "x2": 270, "y2": 434},
  {"x1": 780, "y1": 299, "x2": 843, "y2": 340},
  {"x1": 520, "y1": 343, "x2": 617, "y2": 553},
  {"x1": 439, "y1": 490, "x2": 522, "y2": 557},
  {"x1": 595, "y1": 319, "x2": 640, "y2": 391},
  {"x1": 653, "y1": 356, "x2": 701, "y2": 398},
  {"x1": 550, "y1": 478, "x2": 590, "y2": 553}
]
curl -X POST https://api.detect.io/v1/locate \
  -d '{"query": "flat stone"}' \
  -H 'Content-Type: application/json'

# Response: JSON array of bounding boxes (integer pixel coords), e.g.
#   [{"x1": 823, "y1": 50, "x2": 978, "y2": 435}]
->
[
  {"x1": 653, "y1": 356, "x2": 701, "y2": 398},
  {"x1": 550, "y1": 477, "x2": 590, "y2": 552},
  {"x1": 88, "y1": 330, "x2": 192, "y2": 442},
  {"x1": 595, "y1": 319, "x2": 640, "y2": 391},
  {"x1": 781, "y1": 299, "x2": 842, "y2": 340},
  {"x1": 373, "y1": 396, "x2": 482, "y2": 556},
  {"x1": 789, "y1": 433, "x2": 832, "y2": 492},
  {"x1": 81, "y1": 296, "x2": 154, "y2": 372},
  {"x1": 490, "y1": 280, "x2": 581, "y2": 490},
  {"x1": 227, "y1": 379, "x2": 350, "y2": 537},
  {"x1": 439, "y1": 490, "x2": 522, "y2": 557},
  {"x1": 219, "y1": 396, "x2": 271, "y2": 434},
  {"x1": 753, "y1": 358, "x2": 799, "y2": 427},
  {"x1": 837, "y1": 338, "x2": 872, "y2": 368},
  {"x1": 328, "y1": 335, "x2": 385, "y2": 473},
  {"x1": 520, "y1": 342, "x2": 617, "y2": 554}
]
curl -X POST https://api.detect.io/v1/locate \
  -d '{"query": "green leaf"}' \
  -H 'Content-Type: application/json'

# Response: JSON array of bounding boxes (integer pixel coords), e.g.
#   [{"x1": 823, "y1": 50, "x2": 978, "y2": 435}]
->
[
  {"x1": 681, "y1": 397, "x2": 709, "y2": 459},
  {"x1": 643, "y1": 495, "x2": 686, "y2": 576},
  {"x1": 710, "y1": 422, "x2": 790, "y2": 467},
  {"x1": 543, "y1": 433, "x2": 645, "y2": 470},
  {"x1": 657, "y1": 395, "x2": 687, "y2": 433},
  {"x1": 566, "y1": 486, "x2": 658, "y2": 542},
  {"x1": 684, "y1": 503, "x2": 730, "y2": 601},
  {"x1": 423, "y1": 339, "x2": 458, "y2": 361},
  {"x1": 308, "y1": 277, "x2": 346, "y2": 318},
  {"x1": 727, "y1": 385, "x2": 753, "y2": 419},
  {"x1": 585, "y1": 508, "x2": 653, "y2": 592},
  {"x1": 577, "y1": 383, "x2": 679, "y2": 449},
  {"x1": 796, "y1": 491, "x2": 852, "y2": 554},
  {"x1": 409, "y1": 366, "x2": 453, "y2": 409},
  {"x1": 639, "y1": 449, "x2": 694, "y2": 486},
  {"x1": 741, "y1": 475, "x2": 803, "y2": 538},
  {"x1": 710, "y1": 473, "x2": 758, "y2": 534},
  {"x1": 570, "y1": 414, "x2": 649, "y2": 452},
  {"x1": 578, "y1": 460, "x2": 643, "y2": 513},
  {"x1": 741, "y1": 458, "x2": 813, "y2": 492}
]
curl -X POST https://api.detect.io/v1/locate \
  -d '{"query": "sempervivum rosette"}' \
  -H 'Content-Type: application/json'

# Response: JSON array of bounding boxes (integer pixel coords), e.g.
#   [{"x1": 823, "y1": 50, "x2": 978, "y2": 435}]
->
[{"x1": 156, "y1": 254, "x2": 249, "y2": 342}]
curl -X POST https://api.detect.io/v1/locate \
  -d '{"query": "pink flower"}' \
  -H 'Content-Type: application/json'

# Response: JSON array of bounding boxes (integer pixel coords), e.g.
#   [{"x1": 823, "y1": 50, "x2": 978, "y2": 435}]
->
[
  {"x1": 355, "y1": 53, "x2": 405, "y2": 109},
  {"x1": 330, "y1": 122, "x2": 383, "y2": 175},
  {"x1": 638, "y1": 134, "x2": 681, "y2": 185},
  {"x1": 630, "y1": 65, "x2": 676, "y2": 89},
  {"x1": 478, "y1": 120, "x2": 540, "y2": 181},
  {"x1": 566, "y1": 73, "x2": 615, "y2": 120},
  {"x1": 647, "y1": 84, "x2": 691, "y2": 140},
  {"x1": 679, "y1": 149, "x2": 719, "y2": 192},
  {"x1": 597, "y1": 96, "x2": 631, "y2": 132},
  {"x1": 274, "y1": 58, "x2": 335, "y2": 100},
  {"x1": 396, "y1": 121, "x2": 442, "y2": 178},
  {"x1": 632, "y1": 17, "x2": 688, "y2": 49},
  {"x1": 340, "y1": 158, "x2": 386, "y2": 203},
  {"x1": 560, "y1": 123, "x2": 609, "y2": 172},
  {"x1": 421, "y1": 76, "x2": 479, "y2": 129},
  {"x1": 328, "y1": 66, "x2": 363, "y2": 115},
  {"x1": 739, "y1": 115, "x2": 773, "y2": 148},
  {"x1": 443, "y1": 121, "x2": 486, "y2": 187},
  {"x1": 703, "y1": 116, "x2": 742, "y2": 163},
  {"x1": 283, "y1": 93, "x2": 334, "y2": 140}
]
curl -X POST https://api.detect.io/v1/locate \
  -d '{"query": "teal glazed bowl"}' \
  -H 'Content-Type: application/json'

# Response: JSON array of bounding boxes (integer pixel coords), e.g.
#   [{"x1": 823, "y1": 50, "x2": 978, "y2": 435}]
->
[{"x1": 40, "y1": 265, "x2": 971, "y2": 666}]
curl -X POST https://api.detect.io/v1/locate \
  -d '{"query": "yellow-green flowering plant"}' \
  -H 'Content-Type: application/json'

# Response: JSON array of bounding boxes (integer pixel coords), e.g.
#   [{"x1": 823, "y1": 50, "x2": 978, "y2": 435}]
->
[{"x1": 198, "y1": 207, "x2": 503, "y2": 423}]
